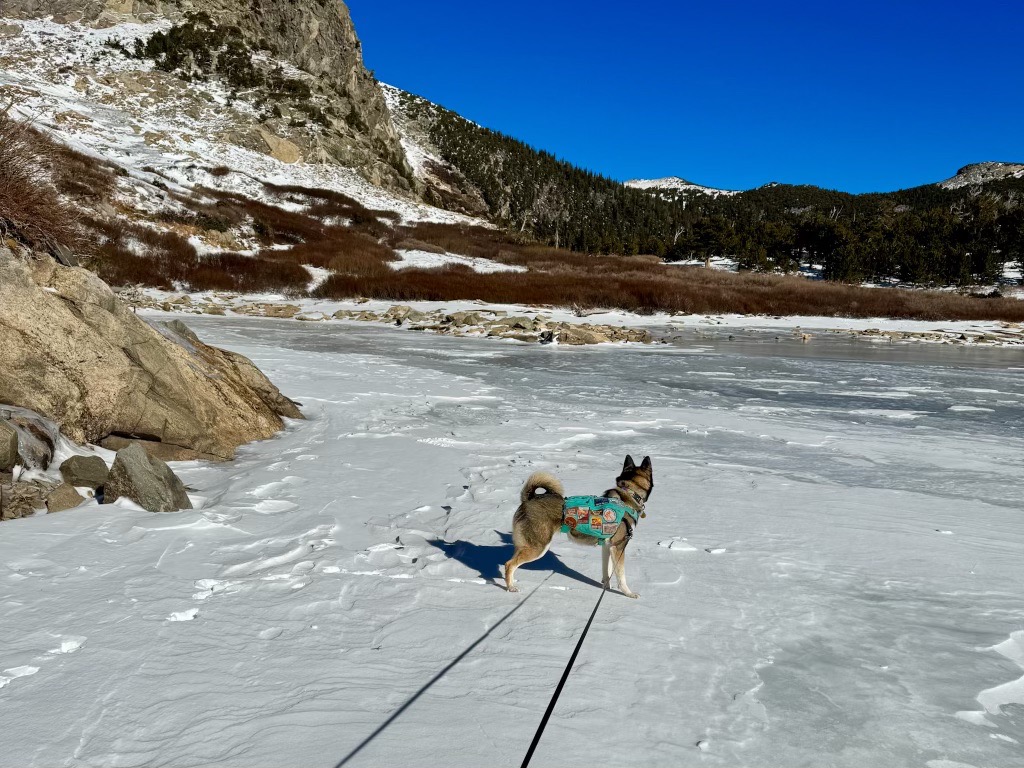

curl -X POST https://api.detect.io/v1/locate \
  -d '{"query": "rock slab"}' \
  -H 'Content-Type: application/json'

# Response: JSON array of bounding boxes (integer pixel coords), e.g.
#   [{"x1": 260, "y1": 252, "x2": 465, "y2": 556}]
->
[{"x1": 103, "y1": 443, "x2": 192, "y2": 513}]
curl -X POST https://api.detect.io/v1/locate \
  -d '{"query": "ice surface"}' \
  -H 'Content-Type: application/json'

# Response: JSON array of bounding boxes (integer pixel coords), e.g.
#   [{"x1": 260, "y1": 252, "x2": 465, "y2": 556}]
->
[{"x1": 2, "y1": 318, "x2": 1022, "y2": 767}]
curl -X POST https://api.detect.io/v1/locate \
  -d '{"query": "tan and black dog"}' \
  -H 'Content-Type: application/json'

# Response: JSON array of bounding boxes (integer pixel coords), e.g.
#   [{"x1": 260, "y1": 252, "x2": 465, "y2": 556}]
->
[{"x1": 504, "y1": 455, "x2": 654, "y2": 597}]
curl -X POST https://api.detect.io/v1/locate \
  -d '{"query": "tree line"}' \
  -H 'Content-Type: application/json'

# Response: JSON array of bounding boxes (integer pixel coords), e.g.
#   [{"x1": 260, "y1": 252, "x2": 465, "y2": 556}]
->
[{"x1": 405, "y1": 94, "x2": 1023, "y2": 287}]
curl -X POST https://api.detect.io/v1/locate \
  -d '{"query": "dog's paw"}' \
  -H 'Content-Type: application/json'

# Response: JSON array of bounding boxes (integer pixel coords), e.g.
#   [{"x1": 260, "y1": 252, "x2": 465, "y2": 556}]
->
[
  {"x1": 624, "y1": 591, "x2": 640, "y2": 599},
  {"x1": 507, "y1": 585, "x2": 520, "y2": 593}
]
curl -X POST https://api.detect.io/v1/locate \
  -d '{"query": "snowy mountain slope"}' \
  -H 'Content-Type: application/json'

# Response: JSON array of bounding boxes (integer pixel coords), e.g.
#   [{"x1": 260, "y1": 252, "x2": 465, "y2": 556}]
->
[
  {"x1": 379, "y1": 83, "x2": 490, "y2": 216},
  {"x1": 2, "y1": 0, "x2": 414, "y2": 190},
  {"x1": 0, "y1": 18, "x2": 484, "y2": 228},
  {"x1": 2, "y1": 318, "x2": 1022, "y2": 766}
]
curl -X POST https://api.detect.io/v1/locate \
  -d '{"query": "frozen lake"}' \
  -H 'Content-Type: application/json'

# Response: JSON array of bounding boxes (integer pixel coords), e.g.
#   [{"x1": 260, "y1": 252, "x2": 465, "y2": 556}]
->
[{"x1": 3, "y1": 317, "x2": 1022, "y2": 768}]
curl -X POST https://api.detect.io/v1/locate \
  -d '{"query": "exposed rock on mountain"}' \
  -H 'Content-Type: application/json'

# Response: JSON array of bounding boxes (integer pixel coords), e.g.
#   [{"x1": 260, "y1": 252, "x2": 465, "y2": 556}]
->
[
  {"x1": 940, "y1": 162, "x2": 1024, "y2": 189},
  {"x1": 3, "y1": 0, "x2": 412, "y2": 189},
  {"x1": 0, "y1": 247, "x2": 302, "y2": 461}
]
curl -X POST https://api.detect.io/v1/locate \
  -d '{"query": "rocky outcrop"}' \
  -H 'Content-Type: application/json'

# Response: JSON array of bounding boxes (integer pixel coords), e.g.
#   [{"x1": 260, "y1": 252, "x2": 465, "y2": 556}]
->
[
  {"x1": 103, "y1": 443, "x2": 191, "y2": 512},
  {"x1": 0, "y1": 248, "x2": 302, "y2": 461},
  {"x1": 2, "y1": 0, "x2": 412, "y2": 190}
]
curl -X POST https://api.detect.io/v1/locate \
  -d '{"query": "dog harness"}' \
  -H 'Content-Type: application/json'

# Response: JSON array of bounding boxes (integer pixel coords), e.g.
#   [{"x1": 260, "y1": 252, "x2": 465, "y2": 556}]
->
[{"x1": 561, "y1": 495, "x2": 641, "y2": 540}]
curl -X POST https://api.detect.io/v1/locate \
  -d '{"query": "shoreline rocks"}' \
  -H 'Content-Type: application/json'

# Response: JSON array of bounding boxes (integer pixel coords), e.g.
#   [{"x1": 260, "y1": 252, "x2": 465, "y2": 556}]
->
[
  {"x1": 332, "y1": 305, "x2": 656, "y2": 345},
  {"x1": 118, "y1": 291, "x2": 1024, "y2": 348}
]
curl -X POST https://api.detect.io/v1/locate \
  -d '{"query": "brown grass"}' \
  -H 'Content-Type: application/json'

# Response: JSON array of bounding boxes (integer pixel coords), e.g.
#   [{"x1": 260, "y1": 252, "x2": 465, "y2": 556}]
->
[
  {"x1": 310, "y1": 223, "x2": 1024, "y2": 323},
  {"x1": 72, "y1": 172, "x2": 1024, "y2": 323},
  {"x1": 315, "y1": 265, "x2": 1024, "y2": 322}
]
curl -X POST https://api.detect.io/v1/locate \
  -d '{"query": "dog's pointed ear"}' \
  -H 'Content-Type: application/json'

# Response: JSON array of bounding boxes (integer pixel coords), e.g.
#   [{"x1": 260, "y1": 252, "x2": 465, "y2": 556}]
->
[
  {"x1": 641, "y1": 456, "x2": 652, "y2": 471},
  {"x1": 623, "y1": 455, "x2": 636, "y2": 473}
]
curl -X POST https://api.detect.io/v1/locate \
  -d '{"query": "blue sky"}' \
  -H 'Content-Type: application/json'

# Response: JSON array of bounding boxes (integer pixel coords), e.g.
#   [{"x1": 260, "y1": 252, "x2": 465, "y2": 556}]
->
[{"x1": 349, "y1": 1, "x2": 1022, "y2": 194}]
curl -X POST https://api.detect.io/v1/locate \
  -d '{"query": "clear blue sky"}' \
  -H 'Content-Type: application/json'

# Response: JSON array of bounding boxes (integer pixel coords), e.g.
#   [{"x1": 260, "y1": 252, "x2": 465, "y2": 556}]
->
[{"x1": 349, "y1": 1, "x2": 1022, "y2": 194}]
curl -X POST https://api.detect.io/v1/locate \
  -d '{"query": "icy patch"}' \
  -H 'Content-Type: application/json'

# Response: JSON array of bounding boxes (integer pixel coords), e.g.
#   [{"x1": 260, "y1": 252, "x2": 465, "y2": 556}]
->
[
  {"x1": 958, "y1": 631, "x2": 1024, "y2": 730},
  {"x1": 0, "y1": 666, "x2": 39, "y2": 688},
  {"x1": 167, "y1": 608, "x2": 199, "y2": 622},
  {"x1": 850, "y1": 409, "x2": 926, "y2": 420},
  {"x1": 976, "y1": 632, "x2": 1024, "y2": 715},
  {"x1": 658, "y1": 537, "x2": 698, "y2": 552},
  {"x1": 48, "y1": 636, "x2": 86, "y2": 654}
]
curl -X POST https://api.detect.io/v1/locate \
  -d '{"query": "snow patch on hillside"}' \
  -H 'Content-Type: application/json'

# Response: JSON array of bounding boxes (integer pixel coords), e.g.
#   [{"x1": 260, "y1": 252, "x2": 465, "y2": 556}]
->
[
  {"x1": 626, "y1": 176, "x2": 740, "y2": 197},
  {"x1": 390, "y1": 249, "x2": 527, "y2": 274}
]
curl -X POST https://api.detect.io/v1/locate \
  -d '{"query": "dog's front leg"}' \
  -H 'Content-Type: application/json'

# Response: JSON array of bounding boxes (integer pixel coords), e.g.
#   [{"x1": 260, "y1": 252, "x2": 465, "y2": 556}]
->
[{"x1": 601, "y1": 541, "x2": 611, "y2": 588}]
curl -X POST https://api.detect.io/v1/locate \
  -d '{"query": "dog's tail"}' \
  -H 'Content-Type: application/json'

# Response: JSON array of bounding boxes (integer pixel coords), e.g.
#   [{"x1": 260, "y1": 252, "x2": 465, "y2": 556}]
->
[{"x1": 520, "y1": 471, "x2": 564, "y2": 503}]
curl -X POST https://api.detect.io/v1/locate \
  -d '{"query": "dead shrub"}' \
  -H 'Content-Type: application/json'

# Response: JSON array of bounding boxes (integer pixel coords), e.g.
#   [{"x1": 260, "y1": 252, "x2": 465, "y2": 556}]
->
[
  {"x1": 313, "y1": 259, "x2": 1024, "y2": 323},
  {"x1": 394, "y1": 238, "x2": 446, "y2": 254},
  {"x1": 84, "y1": 216, "x2": 308, "y2": 293},
  {"x1": 0, "y1": 112, "x2": 81, "y2": 251}
]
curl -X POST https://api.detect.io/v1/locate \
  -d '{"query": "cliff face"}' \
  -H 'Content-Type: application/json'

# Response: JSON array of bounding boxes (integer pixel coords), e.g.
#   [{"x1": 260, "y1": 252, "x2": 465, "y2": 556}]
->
[{"x1": 4, "y1": 0, "x2": 412, "y2": 189}]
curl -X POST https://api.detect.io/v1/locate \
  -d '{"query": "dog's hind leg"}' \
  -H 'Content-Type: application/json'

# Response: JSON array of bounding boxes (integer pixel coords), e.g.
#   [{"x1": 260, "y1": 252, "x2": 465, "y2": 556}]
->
[
  {"x1": 610, "y1": 544, "x2": 639, "y2": 599},
  {"x1": 601, "y1": 541, "x2": 611, "y2": 588},
  {"x1": 504, "y1": 545, "x2": 546, "y2": 593}
]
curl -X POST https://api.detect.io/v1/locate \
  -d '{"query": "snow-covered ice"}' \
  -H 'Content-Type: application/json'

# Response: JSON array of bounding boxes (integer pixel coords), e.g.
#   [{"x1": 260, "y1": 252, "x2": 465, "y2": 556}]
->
[{"x1": 2, "y1": 318, "x2": 1023, "y2": 767}]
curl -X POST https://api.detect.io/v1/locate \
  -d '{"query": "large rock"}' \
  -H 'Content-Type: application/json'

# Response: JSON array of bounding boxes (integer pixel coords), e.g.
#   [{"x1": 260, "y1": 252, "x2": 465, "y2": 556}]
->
[
  {"x1": 257, "y1": 128, "x2": 302, "y2": 164},
  {"x1": 103, "y1": 443, "x2": 192, "y2": 512},
  {"x1": 1, "y1": 410, "x2": 55, "y2": 469},
  {"x1": 0, "y1": 250, "x2": 302, "y2": 461},
  {"x1": 46, "y1": 483, "x2": 85, "y2": 513},
  {"x1": 0, "y1": 421, "x2": 17, "y2": 472},
  {"x1": 59, "y1": 455, "x2": 109, "y2": 489},
  {"x1": 556, "y1": 326, "x2": 612, "y2": 345}
]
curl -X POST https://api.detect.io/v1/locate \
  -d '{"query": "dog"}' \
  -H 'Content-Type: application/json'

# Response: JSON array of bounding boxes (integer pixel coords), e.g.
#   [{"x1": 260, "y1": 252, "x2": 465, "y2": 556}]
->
[{"x1": 504, "y1": 455, "x2": 653, "y2": 598}]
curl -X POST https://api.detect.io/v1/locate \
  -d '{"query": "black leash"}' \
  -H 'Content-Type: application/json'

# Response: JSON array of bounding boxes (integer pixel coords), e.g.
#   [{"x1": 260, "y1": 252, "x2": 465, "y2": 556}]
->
[{"x1": 520, "y1": 583, "x2": 608, "y2": 768}]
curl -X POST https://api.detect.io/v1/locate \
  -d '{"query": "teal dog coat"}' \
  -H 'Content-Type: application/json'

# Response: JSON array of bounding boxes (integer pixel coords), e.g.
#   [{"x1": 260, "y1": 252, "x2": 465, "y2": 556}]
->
[{"x1": 561, "y1": 495, "x2": 640, "y2": 540}]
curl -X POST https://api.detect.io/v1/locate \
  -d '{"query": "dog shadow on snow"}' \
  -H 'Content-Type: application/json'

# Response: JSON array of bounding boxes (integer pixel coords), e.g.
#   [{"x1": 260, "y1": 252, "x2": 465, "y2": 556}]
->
[{"x1": 428, "y1": 532, "x2": 602, "y2": 589}]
